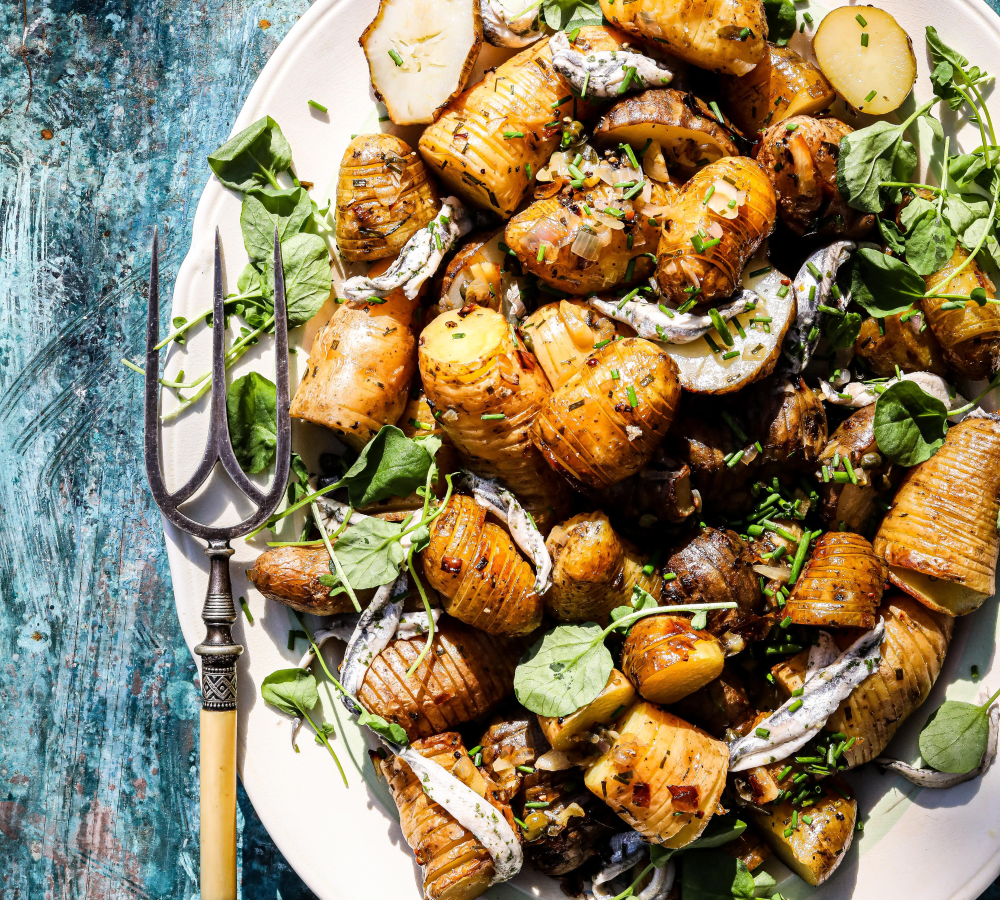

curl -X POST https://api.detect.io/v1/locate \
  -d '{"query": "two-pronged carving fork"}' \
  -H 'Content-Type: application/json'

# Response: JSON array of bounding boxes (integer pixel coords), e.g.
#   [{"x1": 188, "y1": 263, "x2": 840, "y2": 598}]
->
[{"x1": 144, "y1": 227, "x2": 291, "y2": 900}]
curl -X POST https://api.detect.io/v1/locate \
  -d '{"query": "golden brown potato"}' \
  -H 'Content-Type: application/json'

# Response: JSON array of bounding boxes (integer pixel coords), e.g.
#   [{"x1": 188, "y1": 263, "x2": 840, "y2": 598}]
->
[
  {"x1": 531, "y1": 337, "x2": 682, "y2": 489},
  {"x1": 786, "y1": 532, "x2": 886, "y2": 628},
  {"x1": 505, "y1": 181, "x2": 667, "y2": 295},
  {"x1": 599, "y1": 0, "x2": 767, "y2": 76},
  {"x1": 521, "y1": 299, "x2": 626, "y2": 389},
  {"x1": 656, "y1": 157, "x2": 776, "y2": 303},
  {"x1": 620, "y1": 615, "x2": 725, "y2": 704},
  {"x1": 750, "y1": 783, "x2": 857, "y2": 886},
  {"x1": 744, "y1": 377, "x2": 827, "y2": 466},
  {"x1": 538, "y1": 669, "x2": 637, "y2": 751},
  {"x1": 423, "y1": 495, "x2": 542, "y2": 635},
  {"x1": 418, "y1": 306, "x2": 569, "y2": 531},
  {"x1": 434, "y1": 230, "x2": 506, "y2": 315},
  {"x1": 922, "y1": 246, "x2": 1000, "y2": 379},
  {"x1": 290, "y1": 270, "x2": 416, "y2": 449},
  {"x1": 358, "y1": 618, "x2": 521, "y2": 740},
  {"x1": 584, "y1": 701, "x2": 729, "y2": 846},
  {"x1": 335, "y1": 134, "x2": 440, "y2": 262},
  {"x1": 380, "y1": 733, "x2": 498, "y2": 900},
  {"x1": 593, "y1": 449, "x2": 697, "y2": 528},
  {"x1": 726, "y1": 830, "x2": 773, "y2": 872},
  {"x1": 874, "y1": 414, "x2": 1000, "y2": 616},
  {"x1": 756, "y1": 116, "x2": 874, "y2": 239},
  {"x1": 670, "y1": 664, "x2": 756, "y2": 739},
  {"x1": 853, "y1": 312, "x2": 948, "y2": 377},
  {"x1": 592, "y1": 89, "x2": 740, "y2": 178},
  {"x1": 479, "y1": 710, "x2": 548, "y2": 801},
  {"x1": 418, "y1": 26, "x2": 627, "y2": 216},
  {"x1": 545, "y1": 511, "x2": 662, "y2": 624},
  {"x1": 721, "y1": 43, "x2": 835, "y2": 135},
  {"x1": 247, "y1": 545, "x2": 356, "y2": 615}
]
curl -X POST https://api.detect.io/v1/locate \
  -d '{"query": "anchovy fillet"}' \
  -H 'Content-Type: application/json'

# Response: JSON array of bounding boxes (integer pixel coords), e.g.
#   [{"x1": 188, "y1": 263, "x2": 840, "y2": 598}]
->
[
  {"x1": 549, "y1": 32, "x2": 672, "y2": 98},
  {"x1": 819, "y1": 372, "x2": 968, "y2": 418},
  {"x1": 341, "y1": 576, "x2": 407, "y2": 698},
  {"x1": 483, "y1": 0, "x2": 544, "y2": 47},
  {"x1": 589, "y1": 290, "x2": 755, "y2": 344}
]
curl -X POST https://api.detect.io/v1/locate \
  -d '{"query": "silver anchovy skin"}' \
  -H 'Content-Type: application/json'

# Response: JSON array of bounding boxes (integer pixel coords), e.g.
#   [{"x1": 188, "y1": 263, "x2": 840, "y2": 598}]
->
[
  {"x1": 340, "y1": 575, "x2": 407, "y2": 698},
  {"x1": 341, "y1": 197, "x2": 472, "y2": 301},
  {"x1": 549, "y1": 32, "x2": 673, "y2": 97},
  {"x1": 395, "y1": 608, "x2": 443, "y2": 639},
  {"x1": 728, "y1": 620, "x2": 885, "y2": 771},
  {"x1": 483, "y1": 0, "x2": 544, "y2": 47},
  {"x1": 819, "y1": 372, "x2": 968, "y2": 418},
  {"x1": 589, "y1": 290, "x2": 755, "y2": 344},
  {"x1": 783, "y1": 241, "x2": 855, "y2": 373}
]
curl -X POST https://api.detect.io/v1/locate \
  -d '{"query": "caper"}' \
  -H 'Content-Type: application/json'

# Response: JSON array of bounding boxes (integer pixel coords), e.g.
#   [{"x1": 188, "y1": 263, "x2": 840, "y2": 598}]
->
[{"x1": 859, "y1": 452, "x2": 882, "y2": 469}]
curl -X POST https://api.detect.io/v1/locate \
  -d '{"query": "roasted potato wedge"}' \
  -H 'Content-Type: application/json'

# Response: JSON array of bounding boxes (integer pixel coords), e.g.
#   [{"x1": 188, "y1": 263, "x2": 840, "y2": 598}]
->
[
  {"x1": 750, "y1": 783, "x2": 857, "y2": 886},
  {"x1": 424, "y1": 495, "x2": 542, "y2": 635},
  {"x1": 875, "y1": 414, "x2": 1000, "y2": 616},
  {"x1": 592, "y1": 89, "x2": 740, "y2": 178},
  {"x1": 757, "y1": 116, "x2": 875, "y2": 239},
  {"x1": 531, "y1": 337, "x2": 682, "y2": 489},
  {"x1": 922, "y1": 245, "x2": 1000, "y2": 379},
  {"x1": 584, "y1": 701, "x2": 729, "y2": 846},
  {"x1": 358, "y1": 618, "x2": 521, "y2": 739},
  {"x1": 290, "y1": 270, "x2": 416, "y2": 449},
  {"x1": 545, "y1": 511, "x2": 662, "y2": 624},
  {"x1": 361, "y1": 0, "x2": 483, "y2": 125},
  {"x1": 599, "y1": 0, "x2": 767, "y2": 76},
  {"x1": 744, "y1": 376, "x2": 827, "y2": 466},
  {"x1": 853, "y1": 312, "x2": 948, "y2": 377},
  {"x1": 538, "y1": 669, "x2": 637, "y2": 750},
  {"x1": 418, "y1": 306, "x2": 569, "y2": 531},
  {"x1": 786, "y1": 532, "x2": 886, "y2": 628},
  {"x1": 418, "y1": 26, "x2": 627, "y2": 216},
  {"x1": 335, "y1": 134, "x2": 440, "y2": 263},
  {"x1": 812, "y1": 5, "x2": 916, "y2": 114},
  {"x1": 656, "y1": 157, "x2": 776, "y2": 303},
  {"x1": 721, "y1": 43, "x2": 835, "y2": 135},
  {"x1": 726, "y1": 830, "x2": 773, "y2": 872},
  {"x1": 435, "y1": 230, "x2": 506, "y2": 314},
  {"x1": 247, "y1": 545, "x2": 359, "y2": 615},
  {"x1": 620, "y1": 615, "x2": 725, "y2": 704}
]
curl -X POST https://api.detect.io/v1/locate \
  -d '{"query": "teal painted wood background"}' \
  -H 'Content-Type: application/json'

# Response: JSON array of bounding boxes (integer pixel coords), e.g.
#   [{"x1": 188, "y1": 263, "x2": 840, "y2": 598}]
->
[{"x1": 0, "y1": 1, "x2": 999, "y2": 897}]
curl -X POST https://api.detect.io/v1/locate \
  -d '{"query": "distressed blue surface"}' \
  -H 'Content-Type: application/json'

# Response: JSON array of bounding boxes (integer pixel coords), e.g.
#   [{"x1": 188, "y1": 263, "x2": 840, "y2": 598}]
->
[{"x1": 0, "y1": 1, "x2": 999, "y2": 898}]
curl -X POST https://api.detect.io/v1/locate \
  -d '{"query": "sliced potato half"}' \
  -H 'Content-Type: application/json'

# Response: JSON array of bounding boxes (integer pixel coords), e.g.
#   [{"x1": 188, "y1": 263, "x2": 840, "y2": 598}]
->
[
  {"x1": 361, "y1": 0, "x2": 484, "y2": 125},
  {"x1": 812, "y1": 6, "x2": 916, "y2": 114},
  {"x1": 538, "y1": 669, "x2": 636, "y2": 751},
  {"x1": 436, "y1": 230, "x2": 506, "y2": 313}
]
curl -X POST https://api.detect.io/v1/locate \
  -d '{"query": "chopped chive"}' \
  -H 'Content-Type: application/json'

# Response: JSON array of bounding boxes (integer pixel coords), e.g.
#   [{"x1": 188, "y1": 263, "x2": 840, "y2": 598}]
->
[
  {"x1": 481, "y1": 413, "x2": 506, "y2": 420},
  {"x1": 537, "y1": 244, "x2": 546, "y2": 263},
  {"x1": 803, "y1": 11, "x2": 813, "y2": 23},
  {"x1": 973, "y1": 664, "x2": 981, "y2": 680},
  {"x1": 738, "y1": 26, "x2": 750, "y2": 40},
  {"x1": 726, "y1": 446, "x2": 744, "y2": 463},
  {"x1": 618, "y1": 66, "x2": 637, "y2": 94},
  {"x1": 777, "y1": 284, "x2": 790, "y2": 298},
  {"x1": 789, "y1": 699, "x2": 803, "y2": 712},
  {"x1": 623, "y1": 181, "x2": 645, "y2": 200},
  {"x1": 388, "y1": 48, "x2": 404, "y2": 66},
  {"x1": 239, "y1": 596, "x2": 254, "y2": 624},
  {"x1": 552, "y1": 95, "x2": 572, "y2": 109},
  {"x1": 526, "y1": 162, "x2": 533, "y2": 180},
  {"x1": 287, "y1": 629, "x2": 306, "y2": 651},
  {"x1": 621, "y1": 142, "x2": 640, "y2": 169},
  {"x1": 802, "y1": 815, "x2": 813, "y2": 825},
  {"x1": 818, "y1": 304, "x2": 845, "y2": 316},
  {"x1": 709, "y1": 101, "x2": 725, "y2": 122},
  {"x1": 856, "y1": 12, "x2": 867, "y2": 26},
  {"x1": 785, "y1": 122, "x2": 799, "y2": 132},
  {"x1": 504, "y1": 130, "x2": 525, "y2": 139},
  {"x1": 780, "y1": 615, "x2": 792, "y2": 628},
  {"x1": 581, "y1": 71, "x2": 590, "y2": 98},
  {"x1": 843, "y1": 455, "x2": 858, "y2": 484},
  {"x1": 807, "y1": 261, "x2": 822, "y2": 280},
  {"x1": 861, "y1": 32, "x2": 869, "y2": 46},
  {"x1": 709, "y1": 308, "x2": 734, "y2": 346},
  {"x1": 468, "y1": 745, "x2": 482, "y2": 756},
  {"x1": 452, "y1": 332, "x2": 466, "y2": 339},
  {"x1": 517, "y1": 765, "x2": 534, "y2": 774},
  {"x1": 779, "y1": 766, "x2": 793, "y2": 781},
  {"x1": 568, "y1": 26, "x2": 581, "y2": 41},
  {"x1": 473, "y1": 752, "x2": 482, "y2": 766},
  {"x1": 524, "y1": 801, "x2": 551, "y2": 809},
  {"x1": 659, "y1": 303, "x2": 675, "y2": 318},
  {"x1": 626, "y1": 385, "x2": 639, "y2": 407},
  {"x1": 865, "y1": 89, "x2": 877, "y2": 103},
  {"x1": 593, "y1": 338, "x2": 611, "y2": 349},
  {"x1": 514, "y1": 817, "x2": 529, "y2": 829},
  {"x1": 678, "y1": 297, "x2": 697, "y2": 314},
  {"x1": 640, "y1": 137, "x2": 652, "y2": 158},
  {"x1": 705, "y1": 334, "x2": 722, "y2": 353},
  {"x1": 756, "y1": 727, "x2": 771, "y2": 739},
  {"x1": 308, "y1": 99, "x2": 328, "y2": 112},
  {"x1": 625, "y1": 258, "x2": 637, "y2": 283},
  {"x1": 618, "y1": 287, "x2": 639, "y2": 309},
  {"x1": 748, "y1": 265, "x2": 772, "y2": 279}
]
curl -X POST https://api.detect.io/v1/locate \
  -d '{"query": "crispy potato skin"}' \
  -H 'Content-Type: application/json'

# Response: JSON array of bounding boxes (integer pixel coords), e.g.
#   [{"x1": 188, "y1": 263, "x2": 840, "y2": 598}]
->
[
  {"x1": 290, "y1": 278, "x2": 416, "y2": 449},
  {"x1": 656, "y1": 157, "x2": 776, "y2": 303},
  {"x1": 757, "y1": 116, "x2": 874, "y2": 239},
  {"x1": 620, "y1": 615, "x2": 725, "y2": 705},
  {"x1": 247, "y1": 546, "x2": 357, "y2": 615},
  {"x1": 874, "y1": 414, "x2": 1000, "y2": 615},
  {"x1": 419, "y1": 306, "x2": 569, "y2": 531},
  {"x1": 584, "y1": 702, "x2": 729, "y2": 846},
  {"x1": 744, "y1": 377, "x2": 827, "y2": 465},
  {"x1": 721, "y1": 44, "x2": 835, "y2": 135},
  {"x1": 505, "y1": 182, "x2": 666, "y2": 295},
  {"x1": 853, "y1": 312, "x2": 948, "y2": 377},
  {"x1": 358, "y1": 619, "x2": 521, "y2": 740},
  {"x1": 531, "y1": 337, "x2": 682, "y2": 489},
  {"x1": 594, "y1": 449, "x2": 697, "y2": 528},
  {"x1": 786, "y1": 532, "x2": 886, "y2": 628},
  {"x1": 479, "y1": 710, "x2": 548, "y2": 801},
  {"x1": 335, "y1": 134, "x2": 439, "y2": 262},
  {"x1": 424, "y1": 495, "x2": 542, "y2": 634},
  {"x1": 418, "y1": 27, "x2": 627, "y2": 216},
  {"x1": 599, "y1": 0, "x2": 766, "y2": 76},
  {"x1": 922, "y1": 245, "x2": 1000, "y2": 379},
  {"x1": 381, "y1": 733, "x2": 497, "y2": 900},
  {"x1": 538, "y1": 669, "x2": 636, "y2": 750},
  {"x1": 545, "y1": 511, "x2": 662, "y2": 624}
]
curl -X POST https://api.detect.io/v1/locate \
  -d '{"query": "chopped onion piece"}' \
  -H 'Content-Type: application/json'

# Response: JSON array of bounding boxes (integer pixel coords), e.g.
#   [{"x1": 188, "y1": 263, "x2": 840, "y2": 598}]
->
[
  {"x1": 753, "y1": 564, "x2": 790, "y2": 583},
  {"x1": 706, "y1": 179, "x2": 746, "y2": 219},
  {"x1": 571, "y1": 228, "x2": 604, "y2": 261}
]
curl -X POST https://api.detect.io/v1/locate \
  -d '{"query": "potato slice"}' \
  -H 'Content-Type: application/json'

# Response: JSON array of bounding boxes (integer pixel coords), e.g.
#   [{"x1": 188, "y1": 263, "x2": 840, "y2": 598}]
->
[
  {"x1": 812, "y1": 6, "x2": 916, "y2": 114},
  {"x1": 361, "y1": 0, "x2": 483, "y2": 125},
  {"x1": 436, "y1": 230, "x2": 506, "y2": 314},
  {"x1": 538, "y1": 670, "x2": 636, "y2": 750}
]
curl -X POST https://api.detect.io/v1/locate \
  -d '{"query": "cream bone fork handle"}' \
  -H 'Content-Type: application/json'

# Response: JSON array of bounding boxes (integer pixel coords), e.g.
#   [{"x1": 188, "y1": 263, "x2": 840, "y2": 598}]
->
[{"x1": 143, "y1": 226, "x2": 291, "y2": 900}]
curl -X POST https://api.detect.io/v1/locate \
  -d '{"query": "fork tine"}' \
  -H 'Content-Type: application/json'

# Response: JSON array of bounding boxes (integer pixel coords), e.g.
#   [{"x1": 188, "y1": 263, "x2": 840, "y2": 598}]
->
[
  {"x1": 144, "y1": 226, "x2": 173, "y2": 510},
  {"x1": 269, "y1": 226, "x2": 292, "y2": 489}
]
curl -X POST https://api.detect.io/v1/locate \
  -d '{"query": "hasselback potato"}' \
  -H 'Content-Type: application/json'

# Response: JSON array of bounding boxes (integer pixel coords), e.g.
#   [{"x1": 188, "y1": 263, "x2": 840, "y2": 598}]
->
[
  {"x1": 418, "y1": 27, "x2": 626, "y2": 216},
  {"x1": 584, "y1": 701, "x2": 729, "y2": 846},
  {"x1": 655, "y1": 157, "x2": 776, "y2": 304},
  {"x1": 816, "y1": 404, "x2": 887, "y2": 533},
  {"x1": 358, "y1": 618, "x2": 521, "y2": 739},
  {"x1": 423, "y1": 495, "x2": 542, "y2": 635},
  {"x1": 435, "y1": 230, "x2": 505, "y2": 315},
  {"x1": 335, "y1": 133, "x2": 439, "y2": 262},
  {"x1": 545, "y1": 510, "x2": 662, "y2": 624},
  {"x1": 620, "y1": 615, "x2": 725, "y2": 704},
  {"x1": 744, "y1": 377, "x2": 827, "y2": 466},
  {"x1": 418, "y1": 305, "x2": 569, "y2": 531},
  {"x1": 786, "y1": 532, "x2": 886, "y2": 628},
  {"x1": 531, "y1": 337, "x2": 682, "y2": 489},
  {"x1": 874, "y1": 414, "x2": 1000, "y2": 616},
  {"x1": 538, "y1": 669, "x2": 637, "y2": 750},
  {"x1": 853, "y1": 312, "x2": 948, "y2": 377}
]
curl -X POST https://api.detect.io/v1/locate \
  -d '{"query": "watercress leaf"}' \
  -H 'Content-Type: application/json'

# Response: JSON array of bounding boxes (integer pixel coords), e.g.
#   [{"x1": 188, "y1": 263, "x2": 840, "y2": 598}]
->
[
  {"x1": 226, "y1": 372, "x2": 277, "y2": 473},
  {"x1": 685, "y1": 815, "x2": 748, "y2": 852},
  {"x1": 942, "y1": 194, "x2": 990, "y2": 247},
  {"x1": 290, "y1": 450, "x2": 310, "y2": 485},
  {"x1": 905, "y1": 211, "x2": 957, "y2": 275},
  {"x1": 899, "y1": 196, "x2": 936, "y2": 233},
  {"x1": 514, "y1": 623, "x2": 613, "y2": 717},
  {"x1": 341, "y1": 425, "x2": 438, "y2": 507},
  {"x1": 753, "y1": 870, "x2": 778, "y2": 896},
  {"x1": 208, "y1": 116, "x2": 293, "y2": 193},
  {"x1": 690, "y1": 609, "x2": 708, "y2": 630},
  {"x1": 763, "y1": 0, "x2": 797, "y2": 46},
  {"x1": 241, "y1": 186, "x2": 314, "y2": 264},
  {"x1": 873, "y1": 379, "x2": 949, "y2": 466},
  {"x1": 681, "y1": 851, "x2": 755, "y2": 900},
  {"x1": 918, "y1": 699, "x2": 990, "y2": 773},
  {"x1": 923, "y1": 110, "x2": 945, "y2": 142},
  {"x1": 261, "y1": 232, "x2": 332, "y2": 329},
  {"x1": 824, "y1": 310, "x2": 863, "y2": 351},
  {"x1": 333, "y1": 517, "x2": 407, "y2": 590},
  {"x1": 609, "y1": 605, "x2": 635, "y2": 634},
  {"x1": 357, "y1": 709, "x2": 410, "y2": 746},
  {"x1": 926, "y1": 26, "x2": 971, "y2": 79},
  {"x1": 949, "y1": 151, "x2": 988, "y2": 187},
  {"x1": 315, "y1": 722, "x2": 337, "y2": 744},
  {"x1": 261, "y1": 668, "x2": 318, "y2": 717},
  {"x1": 540, "y1": 0, "x2": 602, "y2": 30},
  {"x1": 890, "y1": 134, "x2": 918, "y2": 192},
  {"x1": 237, "y1": 262, "x2": 263, "y2": 297},
  {"x1": 849, "y1": 248, "x2": 925, "y2": 317},
  {"x1": 837, "y1": 121, "x2": 915, "y2": 213},
  {"x1": 878, "y1": 217, "x2": 906, "y2": 255},
  {"x1": 649, "y1": 845, "x2": 674, "y2": 868}
]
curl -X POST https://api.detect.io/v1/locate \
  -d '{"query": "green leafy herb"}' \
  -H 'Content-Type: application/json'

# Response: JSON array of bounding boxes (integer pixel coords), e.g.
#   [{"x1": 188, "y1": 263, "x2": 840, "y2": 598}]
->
[
  {"x1": 323, "y1": 517, "x2": 407, "y2": 591},
  {"x1": 541, "y1": 0, "x2": 603, "y2": 31},
  {"x1": 340, "y1": 425, "x2": 441, "y2": 508},
  {"x1": 824, "y1": 310, "x2": 863, "y2": 350},
  {"x1": 357, "y1": 709, "x2": 410, "y2": 746},
  {"x1": 878, "y1": 217, "x2": 906, "y2": 255},
  {"x1": 905, "y1": 209, "x2": 957, "y2": 276},
  {"x1": 918, "y1": 687, "x2": 1000, "y2": 773},
  {"x1": 208, "y1": 116, "x2": 293, "y2": 193},
  {"x1": 762, "y1": 0, "x2": 797, "y2": 46},
  {"x1": 849, "y1": 248, "x2": 926, "y2": 317},
  {"x1": 226, "y1": 372, "x2": 277, "y2": 473},
  {"x1": 926, "y1": 26, "x2": 992, "y2": 111},
  {"x1": 680, "y1": 850, "x2": 778, "y2": 900},
  {"x1": 260, "y1": 232, "x2": 333, "y2": 329},
  {"x1": 240, "y1": 186, "x2": 314, "y2": 264},
  {"x1": 872, "y1": 380, "x2": 950, "y2": 466}
]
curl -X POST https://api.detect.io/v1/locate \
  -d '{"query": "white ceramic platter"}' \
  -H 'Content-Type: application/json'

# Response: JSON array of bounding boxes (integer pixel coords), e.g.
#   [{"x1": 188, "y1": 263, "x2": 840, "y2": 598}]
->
[{"x1": 163, "y1": 0, "x2": 1000, "y2": 897}]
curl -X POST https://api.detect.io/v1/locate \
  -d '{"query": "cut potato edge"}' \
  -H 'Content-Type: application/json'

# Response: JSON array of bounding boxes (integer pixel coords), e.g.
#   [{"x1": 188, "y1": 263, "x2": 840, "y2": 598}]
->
[{"x1": 887, "y1": 565, "x2": 988, "y2": 617}]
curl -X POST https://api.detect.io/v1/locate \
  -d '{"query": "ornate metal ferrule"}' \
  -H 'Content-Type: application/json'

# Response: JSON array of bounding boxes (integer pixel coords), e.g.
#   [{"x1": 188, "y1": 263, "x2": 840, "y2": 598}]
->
[{"x1": 193, "y1": 540, "x2": 244, "y2": 711}]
